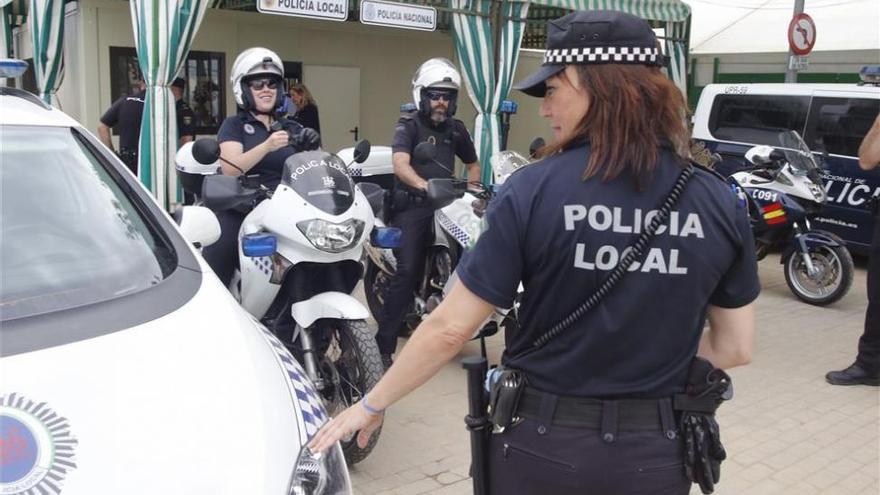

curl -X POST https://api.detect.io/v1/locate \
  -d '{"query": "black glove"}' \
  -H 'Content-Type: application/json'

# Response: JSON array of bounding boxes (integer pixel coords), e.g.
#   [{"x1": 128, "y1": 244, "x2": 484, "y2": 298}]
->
[
  {"x1": 676, "y1": 357, "x2": 732, "y2": 494},
  {"x1": 293, "y1": 127, "x2": 321, "y2": 151},
  {"x1": 681, "y1": 410, "x2": 726, "y2": 494}
]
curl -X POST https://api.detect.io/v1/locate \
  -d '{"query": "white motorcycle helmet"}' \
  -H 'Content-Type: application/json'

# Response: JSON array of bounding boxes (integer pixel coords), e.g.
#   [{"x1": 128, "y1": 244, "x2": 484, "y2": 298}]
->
[
  {"x1": 411, "y1": 58, "x2": 461, "y2": 118},
  {"x1": 176, "y1": 141, "x2": 220, "y2": 198},
  {"x1": 230, "y1": 47, "x2": 284, "y2": 111}
]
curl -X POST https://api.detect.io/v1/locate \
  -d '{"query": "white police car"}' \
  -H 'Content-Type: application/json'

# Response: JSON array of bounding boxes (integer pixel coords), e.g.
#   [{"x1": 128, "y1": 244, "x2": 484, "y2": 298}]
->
[{"x1": 0, "y1": 59, "x2": 350, "y2": 494}]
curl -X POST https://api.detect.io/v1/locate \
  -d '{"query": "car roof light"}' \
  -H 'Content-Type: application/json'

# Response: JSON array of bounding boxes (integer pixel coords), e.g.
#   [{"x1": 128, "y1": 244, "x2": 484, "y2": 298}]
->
[
  {"x1": 859, "y1": 65, "x2": 880, "y2": 85},
  {"x1": 0, "y1": 59, "x2": 28, "y2": 79}
]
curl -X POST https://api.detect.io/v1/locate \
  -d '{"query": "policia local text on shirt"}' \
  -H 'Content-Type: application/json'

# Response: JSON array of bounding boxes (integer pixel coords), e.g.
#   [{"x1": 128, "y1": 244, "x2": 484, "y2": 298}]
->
[{"x1": 310, "y1": 11, "x2": 758, "y2": 495}]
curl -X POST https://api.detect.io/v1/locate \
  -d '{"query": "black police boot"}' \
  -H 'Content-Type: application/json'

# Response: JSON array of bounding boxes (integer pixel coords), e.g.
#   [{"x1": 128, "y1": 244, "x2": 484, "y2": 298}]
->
[
  {"x1": 381, "y1": 354, "x2": 394, "y2": 372},
  {"x1": 826, "y1": 363, "x2": 880, "y2": 386}
]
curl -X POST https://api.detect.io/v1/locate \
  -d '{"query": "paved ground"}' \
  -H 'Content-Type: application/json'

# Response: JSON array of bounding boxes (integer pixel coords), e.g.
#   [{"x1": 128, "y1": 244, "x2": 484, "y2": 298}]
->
[{"x1": 348, "y1": 254, "x2": 879, "y2": 495}]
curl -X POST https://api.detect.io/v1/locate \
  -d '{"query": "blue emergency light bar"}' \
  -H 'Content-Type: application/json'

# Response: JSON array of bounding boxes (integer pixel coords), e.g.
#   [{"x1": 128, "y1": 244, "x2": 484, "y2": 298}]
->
[
  {"x1": 0, "y1": 59, "x2": 28, "y2": 78},
  {"x1": 500, "y1": 100, "x2": 518, "y2": 114},
  {"x1": 859, "y1": 65, "x2": 880, "y2": 85}
]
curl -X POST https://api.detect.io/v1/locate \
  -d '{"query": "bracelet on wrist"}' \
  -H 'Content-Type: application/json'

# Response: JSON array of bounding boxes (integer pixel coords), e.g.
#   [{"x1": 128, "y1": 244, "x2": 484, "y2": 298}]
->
[{"x1": 361, "y1": 395, "x2": 384, "y2": 416}]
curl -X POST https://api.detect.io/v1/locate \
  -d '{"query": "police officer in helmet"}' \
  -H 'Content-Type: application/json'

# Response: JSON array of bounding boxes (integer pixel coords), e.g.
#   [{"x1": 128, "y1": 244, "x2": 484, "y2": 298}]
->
[
  {"x1": 375, "y1": 58, "x2": 480, "y2": 368},
  {"x1": 201, "y1": 47, "x2": 320, "y2": 286},
  {"x1": 310, "y1": 11, "x2": 758, "y2": 495}
]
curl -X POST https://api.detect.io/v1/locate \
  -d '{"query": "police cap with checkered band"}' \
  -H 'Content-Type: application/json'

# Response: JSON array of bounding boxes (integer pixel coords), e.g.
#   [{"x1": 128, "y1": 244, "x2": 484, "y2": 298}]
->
[{"x1": 513, "y1": 10, "x2": 668, "y2": 97}]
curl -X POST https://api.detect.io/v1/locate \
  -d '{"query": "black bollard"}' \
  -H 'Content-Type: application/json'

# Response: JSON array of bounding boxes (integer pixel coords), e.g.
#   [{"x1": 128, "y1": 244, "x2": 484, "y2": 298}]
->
[{"x1": 462, "y1": 356, "x2": 490, "y2": 495}]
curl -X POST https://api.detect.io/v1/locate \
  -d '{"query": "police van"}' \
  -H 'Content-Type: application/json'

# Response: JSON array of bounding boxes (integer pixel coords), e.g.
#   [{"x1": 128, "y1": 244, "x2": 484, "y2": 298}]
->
[{"x1": 692, "y1": 70, "x2": 880, "y2": 253}]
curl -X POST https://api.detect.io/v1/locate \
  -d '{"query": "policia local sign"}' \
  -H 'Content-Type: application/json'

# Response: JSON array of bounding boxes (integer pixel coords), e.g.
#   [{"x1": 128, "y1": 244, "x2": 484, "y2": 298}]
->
[
  {"x1": 258, "y1": 0, "x2": 348, "y2": 21},
  {"x1": 360, "y1": 0, "x2": 437, "y2": 31}
]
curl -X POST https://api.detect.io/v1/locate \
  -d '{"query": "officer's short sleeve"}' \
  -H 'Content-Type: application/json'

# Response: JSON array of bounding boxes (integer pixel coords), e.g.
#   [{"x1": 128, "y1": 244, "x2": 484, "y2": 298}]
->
[
  {"x1": 100, "y1": 97, "x2": 123, "y2": 127},
  {"x1": 456, "y1": 184, "x2": 524, "y2": 308},
  {"x1": 178, "y1": 104, "x2": 196, "y2": 139},
  {"x1": 709, "y1": 203, "x2": 761, "y2": 308},
  {"x1": 391, "y1": 119, "x2": 415, "y2": 154},
  {"x1": 217, "y1": 117, "x2": 242, "y2": 144},
  {"x1": 454, "y1": 121, "x2": 479, "y2": 164}
]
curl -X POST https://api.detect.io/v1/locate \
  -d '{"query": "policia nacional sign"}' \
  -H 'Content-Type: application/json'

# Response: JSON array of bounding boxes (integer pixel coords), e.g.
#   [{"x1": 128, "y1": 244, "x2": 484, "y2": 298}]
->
[
  {"x1": 258, "y1": 0, "x2": 348, "y2": 21},
  {"x1": 360, "y1": 0, "x2": 437, "y2": 32}
]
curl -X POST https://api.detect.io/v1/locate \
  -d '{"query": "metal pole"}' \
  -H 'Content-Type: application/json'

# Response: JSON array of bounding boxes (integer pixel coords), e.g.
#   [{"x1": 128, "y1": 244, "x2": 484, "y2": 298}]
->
[{"x1": 785, "y1": 0, "x2": 805, "y2": 83}]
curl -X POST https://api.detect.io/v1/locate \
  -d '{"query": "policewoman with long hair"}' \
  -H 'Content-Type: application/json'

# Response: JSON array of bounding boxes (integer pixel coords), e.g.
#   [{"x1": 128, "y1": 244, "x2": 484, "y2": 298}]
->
[{"x1": 310, "y1": 11, "x2": 759, "y2": 495}]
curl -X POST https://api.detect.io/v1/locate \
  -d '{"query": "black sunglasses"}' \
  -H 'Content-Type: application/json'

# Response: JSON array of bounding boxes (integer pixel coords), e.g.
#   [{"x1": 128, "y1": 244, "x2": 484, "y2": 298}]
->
[
  {"x1": 426, "y1": 90, "x2": 455, "y2": 102},
  {"x1": 248, "y1": 78, "x2": 279, "y2": 91}
]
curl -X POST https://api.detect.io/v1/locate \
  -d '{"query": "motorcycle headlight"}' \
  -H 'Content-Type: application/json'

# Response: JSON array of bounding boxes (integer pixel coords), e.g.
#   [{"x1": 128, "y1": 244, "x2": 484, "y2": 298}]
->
[
  {"x1": 288, "y1": 445, "x2": 351, "y2": 495},
  {"x1": 296, "y1": 219, "x2": 365, "y2": 253}
]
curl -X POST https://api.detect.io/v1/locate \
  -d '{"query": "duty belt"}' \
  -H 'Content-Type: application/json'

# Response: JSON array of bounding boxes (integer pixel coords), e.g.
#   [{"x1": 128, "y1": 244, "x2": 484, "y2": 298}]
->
[{"x1": 513, "y1": 387, "x2": 679, "y2": 441}]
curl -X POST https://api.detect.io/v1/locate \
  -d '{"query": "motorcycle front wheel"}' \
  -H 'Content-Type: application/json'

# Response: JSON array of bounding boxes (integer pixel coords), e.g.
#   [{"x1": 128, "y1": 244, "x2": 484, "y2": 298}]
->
[
  {"x1": 317, "y1": 319, "x2": 384, "y2": 464},
  {"x1": 784, "y1": 244, "x2": 854, "y2": 306}
]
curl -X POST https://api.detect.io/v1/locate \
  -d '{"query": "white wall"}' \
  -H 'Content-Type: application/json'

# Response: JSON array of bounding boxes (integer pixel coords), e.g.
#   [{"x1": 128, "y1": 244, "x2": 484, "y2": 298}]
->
[{"x1": 691, "y1": 50, "x2": 879, "y2": 87}]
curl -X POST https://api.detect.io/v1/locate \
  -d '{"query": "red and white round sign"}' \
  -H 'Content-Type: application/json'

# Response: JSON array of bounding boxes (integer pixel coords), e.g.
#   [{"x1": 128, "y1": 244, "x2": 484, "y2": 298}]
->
[{"x1": 788, "y1": 13, "x2": 817, "y2": 56}]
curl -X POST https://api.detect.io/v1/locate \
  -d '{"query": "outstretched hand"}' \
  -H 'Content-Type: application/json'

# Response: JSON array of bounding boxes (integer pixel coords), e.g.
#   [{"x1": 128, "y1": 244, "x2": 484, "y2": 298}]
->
[{"x1": 308, "y1": 401, "x2": 383, "y2": 454}]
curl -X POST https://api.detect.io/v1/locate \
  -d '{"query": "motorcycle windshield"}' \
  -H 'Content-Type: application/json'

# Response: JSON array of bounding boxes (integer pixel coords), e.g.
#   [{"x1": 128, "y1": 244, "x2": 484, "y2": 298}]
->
[
  {"x1": 281, "y1": 151, "x2": 355, "y2": 215},
  {"x1": 778, "y1": 130, "x2": 819, "y2": 176},
  {"x1": 490, "y1": 151, "x2": 530, "y2": 184}
]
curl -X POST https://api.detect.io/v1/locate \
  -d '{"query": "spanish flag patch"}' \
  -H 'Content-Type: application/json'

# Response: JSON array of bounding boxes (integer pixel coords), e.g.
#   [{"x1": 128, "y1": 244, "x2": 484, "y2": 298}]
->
[{"x1": 762, "y1": 202, "x2": 787, "y2": 225}]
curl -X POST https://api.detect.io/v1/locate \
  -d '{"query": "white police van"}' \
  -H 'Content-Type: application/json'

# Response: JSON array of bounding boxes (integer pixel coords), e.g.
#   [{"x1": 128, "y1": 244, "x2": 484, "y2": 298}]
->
[
  {"x1": 0, "y1": 59, "x2": 351, "y2": 494},
  {"x1": 692, "y1": 68, "x2": 880, "y2": 253}
]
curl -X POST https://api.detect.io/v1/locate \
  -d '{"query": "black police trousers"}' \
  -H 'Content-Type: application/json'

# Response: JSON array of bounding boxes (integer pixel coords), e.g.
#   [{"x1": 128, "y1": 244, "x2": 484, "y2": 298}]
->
[
  {"x1": 857, "y1": 214, "x2": 880, "y2": 374},
  {"x1": 202, "y1": 208, "x2": 247, "y2": 287},
  {"x1": 488, "y1": 418, "x2": 690, "y2": 495},
  {"x1": 375, "y1": 205, "x2": 435, "y2": 355}
]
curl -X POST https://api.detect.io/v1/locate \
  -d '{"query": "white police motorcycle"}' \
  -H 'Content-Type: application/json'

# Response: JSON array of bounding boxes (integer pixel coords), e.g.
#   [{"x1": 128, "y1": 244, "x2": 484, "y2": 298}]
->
[
  {"x1": 181, "y1": 139, "x2": 387, "y2": 464},
  {"x1": 731, "y1": 130, "x2": 854, "y2": 305},
  {"x1": 358, "y1": 142, "x2": 535, "y2": 343}
]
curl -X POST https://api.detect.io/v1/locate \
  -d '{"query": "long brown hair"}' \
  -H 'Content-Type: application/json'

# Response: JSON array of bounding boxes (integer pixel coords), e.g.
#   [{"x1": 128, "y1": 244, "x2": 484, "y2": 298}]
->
[
  {"x1": 290, "y1": 83, "x2": 316, "y2": 107},
  {"x1": 541, "y1": 64, "x2": 690, "y2": 189}
]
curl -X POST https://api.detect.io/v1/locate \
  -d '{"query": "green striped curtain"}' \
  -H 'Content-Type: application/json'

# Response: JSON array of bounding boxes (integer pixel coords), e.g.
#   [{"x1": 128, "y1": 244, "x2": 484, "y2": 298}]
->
[
  {"x1": 28, "y1": 0, "x2": 64, "y2": 104},
  {"x1": 665, "y1": 17, "x2": 688, "y2": 99},
  {"x1": 530, "y1": 0, "x2": 688, "y2": 21},
  {"x1": 131, "y1": 0, "x2": 208, "y2": 209},
  {"x1": 451, "y1": 0, "x2": 530, "y2": 184}
]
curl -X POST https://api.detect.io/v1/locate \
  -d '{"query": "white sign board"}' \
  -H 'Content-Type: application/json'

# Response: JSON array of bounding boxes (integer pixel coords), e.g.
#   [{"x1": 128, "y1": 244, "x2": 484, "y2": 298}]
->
[
  {"x1": 360, "y1": 0, "x2": 437, "y2": 32},
  {"x1": 789, "y1": 55, "x2": 810, "y2": 71},
  {"x1": 257, "y1": 0, "x2": 348, "y2": 22}
]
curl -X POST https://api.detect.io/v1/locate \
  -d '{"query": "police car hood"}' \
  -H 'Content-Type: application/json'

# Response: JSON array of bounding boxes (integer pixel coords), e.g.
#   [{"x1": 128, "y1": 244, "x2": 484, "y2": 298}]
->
[{"x1": 0, "y1": 269, "x2": 318, "y2": 494}]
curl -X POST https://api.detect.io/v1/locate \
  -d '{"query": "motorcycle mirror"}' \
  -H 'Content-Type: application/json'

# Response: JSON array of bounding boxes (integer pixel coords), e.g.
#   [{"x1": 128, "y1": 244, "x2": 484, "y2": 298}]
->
[
  {"x1": 528, "y1": 137, "x2": 545, "y2": 158},
  {"x1": 426, "y1": 178, "x2": 463, "y2": 209},
  {"x1": 769, "y1": 149, "x2": 786, "y2": 164},
  {"x1": 201, "y1": 174, "x2": 258, "y2": 211},
  {"x1": 413, "y1": 142, "x2": 437, "y2": 163},
  {"x1": 193, "y1": 138, "x2": 221, "y2": 165},
  {"x1": 353, "y1": 139, "x2": 372, "y2": 164}
]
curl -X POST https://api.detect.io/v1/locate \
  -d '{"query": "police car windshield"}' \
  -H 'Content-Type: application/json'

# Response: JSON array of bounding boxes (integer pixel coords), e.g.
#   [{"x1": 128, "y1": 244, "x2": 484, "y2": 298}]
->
[
  {"x1": 778, "y1": 130, "x2": 819, "y2": 175},
  {"x1": 280, "y1": 151, "x2": 355, "y2": 216},
  {"x1": 0, "y1": 126, "x2": 175, "y2": 321}
]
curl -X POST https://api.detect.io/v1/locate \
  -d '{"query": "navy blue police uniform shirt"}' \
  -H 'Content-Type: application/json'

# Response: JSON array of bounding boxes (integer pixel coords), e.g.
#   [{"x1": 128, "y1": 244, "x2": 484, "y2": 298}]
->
[
  {"x1": 100, "y1": 89, "x2": 146, "y2": 151},
  {"x1": 217, "y1": 111, "x2": 306, "y2": 189},
  {"x1": 391, "y1": 115, "x2": 478, "y2": 192},
  {"x1": 457, "y1": 144, "x2": 761, "y2": 399}
]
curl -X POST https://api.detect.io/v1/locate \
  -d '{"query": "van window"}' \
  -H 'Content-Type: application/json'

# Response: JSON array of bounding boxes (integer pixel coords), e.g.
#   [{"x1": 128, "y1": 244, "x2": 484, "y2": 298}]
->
[
  {"x1": 804, "y1": 97, "x2": 880, "y2": 157},
  {"x1": 709, "y1": 95, "x2": 810, "y2": 146}
]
